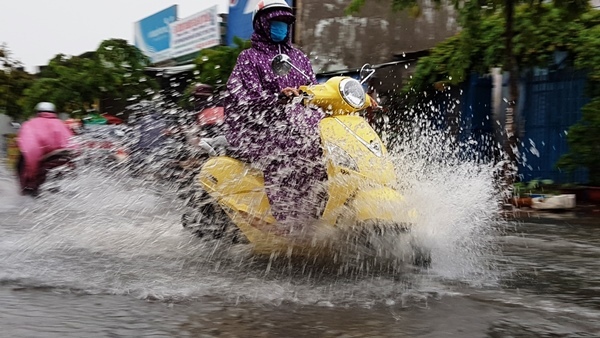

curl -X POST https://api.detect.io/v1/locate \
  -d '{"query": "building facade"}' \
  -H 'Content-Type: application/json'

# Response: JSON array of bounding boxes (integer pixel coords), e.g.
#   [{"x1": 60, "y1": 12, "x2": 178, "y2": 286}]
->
[{"x1": 294, "y1": 0, "x2": 459, "y2": 73}]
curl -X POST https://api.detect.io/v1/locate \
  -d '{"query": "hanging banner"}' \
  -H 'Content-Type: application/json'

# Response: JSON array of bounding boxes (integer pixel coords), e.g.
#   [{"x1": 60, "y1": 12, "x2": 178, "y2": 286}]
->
[
  {"x1": 226, "y1": 0, "x2": 294, "y2": 46},
  {"x1": 134, "y1": 5, "x2": 178, "y2": 63},
  {"x1": 170, "y1": 5, "x2": 220, "y2": 59}
]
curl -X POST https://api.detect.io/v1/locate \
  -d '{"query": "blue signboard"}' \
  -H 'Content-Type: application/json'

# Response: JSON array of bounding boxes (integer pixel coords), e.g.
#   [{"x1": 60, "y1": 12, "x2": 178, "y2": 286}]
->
[
  {"x1": 226, "y1": 0, "x2": 293, "y2": 46},
  {"x1": 134, "y1": 5, "x2": 178, "y2": 63}
]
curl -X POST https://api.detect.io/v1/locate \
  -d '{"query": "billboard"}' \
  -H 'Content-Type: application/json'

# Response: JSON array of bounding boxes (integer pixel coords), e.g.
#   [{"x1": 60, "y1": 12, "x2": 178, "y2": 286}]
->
[
  {"x1": 134, "y1": 6, "x2": 178, "y2": 63},
  {"x1": 226, "y1": 0, "x2": 293, "y2": 46},
  {"x1": 170, "y1": 5, "x2": 220, "y2": 59}
]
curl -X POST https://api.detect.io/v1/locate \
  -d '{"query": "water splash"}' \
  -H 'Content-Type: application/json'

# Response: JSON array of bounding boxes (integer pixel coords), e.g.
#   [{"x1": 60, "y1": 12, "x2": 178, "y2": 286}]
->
[
  {"x1": 389, "y1": 123, "x2": 505, "y2": 284},
  {"x1": 0, "y1": 94, "x2": 510, "y2": 306}
]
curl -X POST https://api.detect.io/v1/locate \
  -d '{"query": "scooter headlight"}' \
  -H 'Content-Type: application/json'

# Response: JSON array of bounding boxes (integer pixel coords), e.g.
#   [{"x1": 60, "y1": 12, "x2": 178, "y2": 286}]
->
[
  {"x1": 325, "y1": 143, "x2": 359, "y2": 172},
  {"x1": 339, "y1": 78, "x2": 366, "y2": 109}
]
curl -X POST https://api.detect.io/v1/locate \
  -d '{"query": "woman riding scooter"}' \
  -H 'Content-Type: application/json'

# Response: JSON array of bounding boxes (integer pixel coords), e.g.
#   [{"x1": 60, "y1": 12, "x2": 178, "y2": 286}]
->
[
  {"x1": 225, "y1": 0, "x2": 325, "y2": 229},
  {"x1": 16, "y1": 102, "x2": 74, "y2": 196}
]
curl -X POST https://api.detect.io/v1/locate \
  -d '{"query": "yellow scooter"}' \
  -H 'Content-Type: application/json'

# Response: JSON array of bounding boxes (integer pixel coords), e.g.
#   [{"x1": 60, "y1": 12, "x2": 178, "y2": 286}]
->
[{"x1": 183, "y1": 55, "x2": 425, "y2": 264}]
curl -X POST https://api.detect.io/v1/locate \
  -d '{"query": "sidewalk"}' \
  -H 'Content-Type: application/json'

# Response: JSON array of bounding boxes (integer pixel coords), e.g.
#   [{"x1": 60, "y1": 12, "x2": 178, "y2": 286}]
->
[{"x1": 502, "y1": 202, "x2": 600, "y2": 222}]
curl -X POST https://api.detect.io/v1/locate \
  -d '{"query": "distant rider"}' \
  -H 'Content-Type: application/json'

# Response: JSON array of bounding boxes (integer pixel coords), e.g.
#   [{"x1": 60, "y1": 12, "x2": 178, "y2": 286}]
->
[
  {"x1": 225, "y1": 0, "x2": 326, "y2": 229},
  {"x1": 16, "y1": 102, "x2": 74, "y2": 196},
  {"x1": 133, "y1": 100, "x2": 168, "y2": 156},
  {"x1": 193, "y1": 83, "x2": 225, "y2": 139}
]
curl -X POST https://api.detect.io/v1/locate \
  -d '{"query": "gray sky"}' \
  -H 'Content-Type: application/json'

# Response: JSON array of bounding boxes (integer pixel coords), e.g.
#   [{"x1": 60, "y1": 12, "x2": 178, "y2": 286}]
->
[{"x1": 1, "y1": 0, "x2": 229, "y2": 72}]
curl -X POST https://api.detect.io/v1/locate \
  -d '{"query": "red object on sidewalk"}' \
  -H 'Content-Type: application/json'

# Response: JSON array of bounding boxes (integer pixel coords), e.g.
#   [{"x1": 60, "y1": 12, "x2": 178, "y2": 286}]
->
[{"x1": 102, "y1": 113, "x2": 123, "y2": 125}]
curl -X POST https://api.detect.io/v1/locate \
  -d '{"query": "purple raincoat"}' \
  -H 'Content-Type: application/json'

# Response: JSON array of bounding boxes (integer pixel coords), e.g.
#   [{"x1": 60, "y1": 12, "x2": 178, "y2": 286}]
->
[{"x1": 225, "y1": 9, "x2": 326, "y2": 226}]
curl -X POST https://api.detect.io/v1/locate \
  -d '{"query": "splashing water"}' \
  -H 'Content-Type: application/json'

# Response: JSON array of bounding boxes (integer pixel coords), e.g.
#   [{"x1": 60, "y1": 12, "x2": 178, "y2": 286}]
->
[
  {"x1": 0, "y1": 97, "x2": 509, "y2": 307},
  {"x1": 389, "y1": 122, "x2": 505, "y2": 284}
]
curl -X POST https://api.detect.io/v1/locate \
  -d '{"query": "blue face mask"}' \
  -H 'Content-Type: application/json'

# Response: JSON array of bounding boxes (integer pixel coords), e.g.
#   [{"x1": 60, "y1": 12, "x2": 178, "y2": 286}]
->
[{"x1": 270, "y1": 21, "x2": 288, "y2": 42}]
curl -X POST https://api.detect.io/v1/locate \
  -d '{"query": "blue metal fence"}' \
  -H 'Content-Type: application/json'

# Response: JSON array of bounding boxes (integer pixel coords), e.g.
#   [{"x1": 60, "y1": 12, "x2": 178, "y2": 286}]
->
[
  {"x1": 459, "y1": 75, "x2": 495, "y2": 162},
  {"x1": 518, "y1": 68, "x2": 589, "y2": 184},
  {"x1": 425, "y1": 74, "x2": 495, "y2": 162}
]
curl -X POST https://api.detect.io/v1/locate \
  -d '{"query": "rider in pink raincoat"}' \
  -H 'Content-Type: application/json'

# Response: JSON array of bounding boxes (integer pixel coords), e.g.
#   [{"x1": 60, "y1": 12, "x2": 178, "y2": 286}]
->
[{"x1": 17, "y1": 102, "x2": 74, "y2": 196}]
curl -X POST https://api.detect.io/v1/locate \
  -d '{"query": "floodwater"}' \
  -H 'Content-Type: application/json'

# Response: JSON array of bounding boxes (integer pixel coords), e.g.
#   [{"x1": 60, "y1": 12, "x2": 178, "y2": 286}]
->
[{"x1": 1, "y1": 158, "x2": 599, "y2": 337}]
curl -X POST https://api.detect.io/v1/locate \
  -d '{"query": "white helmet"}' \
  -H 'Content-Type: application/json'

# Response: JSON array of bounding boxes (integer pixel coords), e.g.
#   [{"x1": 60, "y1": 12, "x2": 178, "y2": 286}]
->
[
  {"x1": 35, "y1": 102, "x2": 56, "y2": 113},
  {"x1": 252, "y1": 0, "x2": 293, "y2": 24}
]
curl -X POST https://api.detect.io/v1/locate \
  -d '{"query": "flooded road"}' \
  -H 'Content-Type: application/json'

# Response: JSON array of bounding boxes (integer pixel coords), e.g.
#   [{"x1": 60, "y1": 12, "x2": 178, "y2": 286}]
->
[{"x1": 1, "y1": 164, "x2": 599, "y2": 337}]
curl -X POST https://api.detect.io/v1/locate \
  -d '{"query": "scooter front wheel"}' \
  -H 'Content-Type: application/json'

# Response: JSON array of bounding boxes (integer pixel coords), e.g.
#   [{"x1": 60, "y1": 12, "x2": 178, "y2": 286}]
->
[
  {"x1": 411, "y1": 244, "x2": 432, "y2": 268},
  {"x1": 182, "y1": 196, "x2": 248, "y2": 244}
]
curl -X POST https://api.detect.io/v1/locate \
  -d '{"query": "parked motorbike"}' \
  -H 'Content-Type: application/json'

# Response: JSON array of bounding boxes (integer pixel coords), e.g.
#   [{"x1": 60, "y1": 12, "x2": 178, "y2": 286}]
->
[
  {"x1": 182, "y1": 55, "x2": 427, "y2": 264},
  {"x1": 76, "y1": 125, "x2": 130, "y2": 167}
]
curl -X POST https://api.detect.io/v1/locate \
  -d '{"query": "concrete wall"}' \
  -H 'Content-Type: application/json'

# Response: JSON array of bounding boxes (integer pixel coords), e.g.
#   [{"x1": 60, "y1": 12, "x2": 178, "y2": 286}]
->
[
  {"x1": 0, "y1": 114, "x2": 18, "y2": 156},
  {"x1": 295, "y1": 0, "x2": 459, "y2": 73}
]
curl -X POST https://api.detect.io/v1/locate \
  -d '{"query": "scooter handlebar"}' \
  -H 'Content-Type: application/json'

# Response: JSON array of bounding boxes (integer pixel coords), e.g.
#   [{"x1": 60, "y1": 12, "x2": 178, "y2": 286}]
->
[{"x1": 277, "y1": 89, "x2": 311, "y2": 106}]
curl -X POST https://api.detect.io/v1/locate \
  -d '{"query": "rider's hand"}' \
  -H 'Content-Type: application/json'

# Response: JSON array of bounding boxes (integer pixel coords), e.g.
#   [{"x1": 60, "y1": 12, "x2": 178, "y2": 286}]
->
[
  {"x1": 281, "y1": 87, "x2": 300, "y2": 97},
  {"x1": 278, "y1": 87, "x2": 300, "y2": 104},
  {"x1": 365, "y1": 94, "x2": 382, "y2": 124},
  {"x1": 367, "y1": 93, "x2": 379, "y2": 109}
]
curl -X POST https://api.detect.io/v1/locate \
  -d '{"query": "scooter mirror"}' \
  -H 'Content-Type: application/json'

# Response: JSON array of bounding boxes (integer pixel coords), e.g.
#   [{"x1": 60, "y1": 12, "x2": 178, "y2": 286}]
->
[
  {"x1": 271, "y1": 54, "x2": 293, "y2": 76},
  {"x1": 359, "y1": 64, "x2": 375, "y2": 84}
]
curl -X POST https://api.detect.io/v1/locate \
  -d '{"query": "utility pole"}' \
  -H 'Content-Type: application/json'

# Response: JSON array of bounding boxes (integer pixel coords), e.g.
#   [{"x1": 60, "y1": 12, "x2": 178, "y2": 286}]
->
[{"x1": 503, "y1": 0, "x2": 519, "y2": 190}]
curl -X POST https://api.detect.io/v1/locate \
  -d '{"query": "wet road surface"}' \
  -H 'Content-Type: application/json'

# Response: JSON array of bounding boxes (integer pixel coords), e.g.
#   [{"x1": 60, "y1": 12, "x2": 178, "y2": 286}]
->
[{"x1": 1, "y1": 166, "x2": 599, "y2": 337}]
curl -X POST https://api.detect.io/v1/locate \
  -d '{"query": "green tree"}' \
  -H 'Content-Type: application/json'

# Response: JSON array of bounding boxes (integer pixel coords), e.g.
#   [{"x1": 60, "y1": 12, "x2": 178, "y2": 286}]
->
[
  {"x1": 25, "y1": 54, "x2": 100, "y2": 115},
  {"x1": 21, "y1": 78, "x2": 65, "y2": 117},
  {"x1": 179, "y1": 37, "x2": 251, "y2": 109},
  {"x1": 573, "y1": 10, "x2": 600, "y2": 97},
  {"x1": 94, "y1": 38, "x2": 157, "y2": 102},
  {"x1": 556, "y1": 10, "x2": 600, "y2": 185},
  {"x1": 406, "y1": 4, "x2": 585, "y2": 93},
  {"x1": 0, "y1": 43, "x2": 34, "y2": 120},
  {"x1": 21, "y1": 39, "x2": 158, "y2": 118},
  {"x1": 557, "y1": 99, "x2": 600, "y2": 185},
  {"x1": 347, "y1": 0, "x2": 589, "y2": 186},
  {"x1": 194, "y1": 36, "x2": 251, "y2": 87}
]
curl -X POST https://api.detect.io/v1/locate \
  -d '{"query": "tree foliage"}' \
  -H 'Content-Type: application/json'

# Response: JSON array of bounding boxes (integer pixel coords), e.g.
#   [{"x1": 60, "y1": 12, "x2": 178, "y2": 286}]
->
[
  {"x1": 21, "y1": 54, "x2": 99, "y2": 116},
  {"x1": 406, "y1": 4, "x2": 589, "y2": 94},
  {"x1": 557, "y1": 98, "x2": 600, "y2": 185},
  {"x1": 20, "y1": 38, "x2": 157, "y2": 119},
  {"x1": 573, "y1": 10, "x2": 600, "y2": 96},
  {"x1": 179, "y1": 37, "x2": 251, "y2": 109},
  {"x1": 94, "y1": 39, "x2": 156, "y2": 102},
  {"x1": 348, "y1": 0, "x2": 598, "y2": 183},
  {"x1": 557, "y1": 10, "x2": 600, "y2": 184},
  {"x1": 346, "y1": 0, "x2": 588, "y2": 91},
  {"x1": 193, "y1": 36, "x2": 251, "y2": 88},
  {"x1": 0, "y1": 44, "x2": 34, "y2": 119}
]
